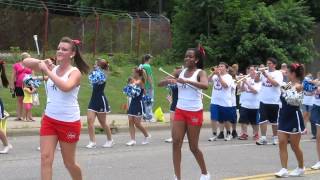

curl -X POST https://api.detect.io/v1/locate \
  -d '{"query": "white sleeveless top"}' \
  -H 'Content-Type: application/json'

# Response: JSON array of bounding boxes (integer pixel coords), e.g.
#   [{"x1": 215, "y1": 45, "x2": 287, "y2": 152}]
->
[
  {"x1": 45, "y1": 66, "x2": 80, "y2": 122},
  {"x1": 176, "y1": 68, "x2": 203, "y2": 111}
]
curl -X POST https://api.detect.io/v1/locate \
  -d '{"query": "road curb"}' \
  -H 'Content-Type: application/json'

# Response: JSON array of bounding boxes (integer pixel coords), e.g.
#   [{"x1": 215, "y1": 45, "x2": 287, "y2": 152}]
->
[{"x1": 6, "y1": 123, "x2": 212, "y2": 137}]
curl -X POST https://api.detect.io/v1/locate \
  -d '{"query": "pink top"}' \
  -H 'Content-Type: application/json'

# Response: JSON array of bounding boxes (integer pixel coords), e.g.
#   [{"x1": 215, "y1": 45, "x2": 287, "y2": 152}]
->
[{"x1": 13, "y1": 62, "x2": 32, "y2": 87}]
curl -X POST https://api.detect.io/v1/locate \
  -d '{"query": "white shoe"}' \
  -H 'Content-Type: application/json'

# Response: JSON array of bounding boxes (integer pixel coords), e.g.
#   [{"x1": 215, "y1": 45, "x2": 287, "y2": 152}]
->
[
  {"x1": 142, "y1": 135, "x2": 152, "y2": 145},
  {"x1": 289, "y1": 167, "x2": 305, "y2": 177},
  {"x1": 224, "y1": 134, "x2": 232, "y2": 141},
  {"x1": 165, "y1": 138, "x2": 173, "y2": 143},
  {"x1": 208, "y1": 135, "x2": 217, "y2": 142},
  {"x1": 272, "y1": 136, "x2": 279, "y2": 145},
  {"x1": 102, "y1": 140, "x2": 114, "y2": 148},
  {"x1": 183, "y1": 139, "x2": 188, "y2": 143},
  {"x1": 311, "y1": 161, "x2": 320, "y2": 170},
  {"x1": 174, "y1": 175, "x2": 178, "y2": 180},
  {"x1": 126, "y1": 140, "x2": 136, "y2": 146},
  {"x1": 86, "y1": 142, "x2": 97, "y2": 149},
  {"x1": 200, "y1": 172, "x2": 211, "y2": 180},
  {"x1": 0, "y1": 144, "x2": 12, "y2": 154},
  {"x1": 256, "y1": 137, "x2": 268, "y2": 145},
  {"x1": 37, "y1": 146, "x2": 41, "y2": 151},
  {"x1": 275, "y1": 168, "x2": 289, "y2": 178}
]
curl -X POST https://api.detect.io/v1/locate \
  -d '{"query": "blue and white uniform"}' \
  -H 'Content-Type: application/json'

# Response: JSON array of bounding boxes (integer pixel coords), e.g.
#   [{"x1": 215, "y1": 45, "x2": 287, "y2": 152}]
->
[
  {"x1": 278, "y1": 86, "x2": 305, "y2": 134},
  {"x1": 128, "y1": 87, "x2": 145, "y2": 117}
]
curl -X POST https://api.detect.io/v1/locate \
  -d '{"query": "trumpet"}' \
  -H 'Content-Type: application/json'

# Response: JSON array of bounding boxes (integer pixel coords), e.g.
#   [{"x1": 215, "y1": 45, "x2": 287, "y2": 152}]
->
[
  {"x1": 256, "y1": 67, "x2": 268, "y2": 72},
  {"x1": 235, "y1": 74, "x2": 250, "y2": 84}
]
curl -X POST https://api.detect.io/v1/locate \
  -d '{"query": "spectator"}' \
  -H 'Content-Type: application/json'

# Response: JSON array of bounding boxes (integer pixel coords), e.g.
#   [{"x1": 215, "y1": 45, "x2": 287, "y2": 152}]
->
[
  {"x1": 141, "y1": 54, "x2": 154, "y2": 121},
  {"x1": 10, "y1": 52, "x2": 32, "y2": 121}
]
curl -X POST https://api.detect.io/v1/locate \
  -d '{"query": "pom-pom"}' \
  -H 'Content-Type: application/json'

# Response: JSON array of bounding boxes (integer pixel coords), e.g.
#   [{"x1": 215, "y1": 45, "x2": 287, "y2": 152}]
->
[
  {"x1": 88, "y1": 68, "x2": 106, "y2": 85},
  {"x1": 123, "y1": 84, "x2": 141, "y2": 98}
]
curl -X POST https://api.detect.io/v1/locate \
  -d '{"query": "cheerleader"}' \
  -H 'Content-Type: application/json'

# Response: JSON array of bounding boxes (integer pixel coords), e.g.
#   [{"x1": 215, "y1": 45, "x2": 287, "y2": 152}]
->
[
  {"x1": 158, "y1": 66, "x2": 182, "y2": 143},
  {"x1": 275, "y1": 63, "x2": 305, "y2": 177},
  {"x1": 0, "y1": 60, "x2": 12, "y2": 154},
  {"x1": 86, "y1": 59, "x2": 114, "y2": 148},
  {"x1": 124, "y1": 68, "x2": 151, "y2": 146}
]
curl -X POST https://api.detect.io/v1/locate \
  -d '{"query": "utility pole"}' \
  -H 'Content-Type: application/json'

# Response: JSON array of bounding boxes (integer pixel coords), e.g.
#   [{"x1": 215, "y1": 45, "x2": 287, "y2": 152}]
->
[{"x1": 159, "y1": 0, "x2": 163, "y2": 14}]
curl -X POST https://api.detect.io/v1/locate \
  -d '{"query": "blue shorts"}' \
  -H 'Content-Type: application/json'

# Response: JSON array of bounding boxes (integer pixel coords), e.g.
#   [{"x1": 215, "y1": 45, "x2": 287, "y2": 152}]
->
[
  {"x1": 210, "y1": 104, "x2": 237, "y2": 123},
  {"x1": 311, "y1": 105, "x2": 320, "y2": 126},
  {"x1": 301, "y1": 104, "x2": 312, "y2": 113}
]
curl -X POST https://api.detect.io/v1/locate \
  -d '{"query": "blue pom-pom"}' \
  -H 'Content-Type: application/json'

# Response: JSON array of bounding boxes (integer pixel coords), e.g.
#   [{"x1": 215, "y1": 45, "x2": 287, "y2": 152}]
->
[
  {"x1": 89, "y1": 68, "x2": 106, "y2": 85},
  {"x1": 123, "y1": 84, "x2": 141, "y2": 98},
  {"x1": 143, "y1": 95, "x2": 152, "y2": 105},
  {"x1": 303, "y1": 79, "x2": 317, "y2": 92}
]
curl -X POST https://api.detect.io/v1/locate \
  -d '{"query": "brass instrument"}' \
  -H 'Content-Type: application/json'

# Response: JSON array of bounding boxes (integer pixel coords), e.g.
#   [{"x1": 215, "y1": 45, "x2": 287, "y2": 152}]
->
[{"x1": 235, "y1": 74, "x2": 250, "y2": 84}]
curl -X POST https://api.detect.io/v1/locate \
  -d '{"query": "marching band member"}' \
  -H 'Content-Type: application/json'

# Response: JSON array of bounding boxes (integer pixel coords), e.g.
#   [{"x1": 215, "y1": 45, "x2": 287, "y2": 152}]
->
[
  {"x1": 208, "y1": 62, "x2": 234, "y2": 141},
  {"x1": 238, "y1": 66, "x2": 261, "y2": 140},
  {"x1": 275, "y1": 63, "x2": 305, "y2": 177},
  {"x1": 255, "y1": 57, "x2": 283, "y2": 145},
  {"x1": 23, "y1": 37, "x2": 89, "y2": 180},
  {"x1": 86, "y1": 59, "x2": 114, "y2": 148}
]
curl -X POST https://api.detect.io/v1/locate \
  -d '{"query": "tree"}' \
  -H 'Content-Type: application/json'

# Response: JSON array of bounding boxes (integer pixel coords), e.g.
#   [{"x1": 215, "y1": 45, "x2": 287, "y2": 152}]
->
[{"x1": 172, "y1": 0, "x2": 316, "y2": 69}]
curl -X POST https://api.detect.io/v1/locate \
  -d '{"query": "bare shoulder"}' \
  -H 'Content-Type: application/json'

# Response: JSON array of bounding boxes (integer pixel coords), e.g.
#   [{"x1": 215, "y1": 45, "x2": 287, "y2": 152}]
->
[{"x1": 295, "y1": 83, "x2": 303, "y2": 92}]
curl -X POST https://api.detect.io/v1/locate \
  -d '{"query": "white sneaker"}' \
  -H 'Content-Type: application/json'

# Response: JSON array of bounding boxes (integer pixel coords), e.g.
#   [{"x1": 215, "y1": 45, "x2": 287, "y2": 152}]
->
[
  {"x1": 102, "y1": 140, "x2": 114, "y2": 148},
  {"x1": 272, "y1": 136, "x2": 279, "y2": 145},
  {"x1": 311, "y1": 161, "x2": 320, "y2": 170},
  {"x1": 183, "y1": 138, "x2": 188, "y2": 143},
  {"x1": 0, "y1": 144, "x2": 12, "y2": 154},
  {"x1": 165, "y1": 138, "x2": 173, "y2": 143},
  {"x1": 174, "y1": 175, "x2": 178, "y2": 180},
  {"x1": 208, "y1": 135, "x2": 217, "y2": 142},
  {"x1": 86, "y1": 142, "x2": 97, "y2": 149},
  {"x1": 126, "y1": 140, "x2": 136, "y2": 146},
  {"x1": 224, "y1": 134, "x2": 232, "y2": 141},
  {"x1": 289, "y1": 167, "x2": 305, "y2": 177},
  {"x1": 200, "y1": 172, "x2": 211, "y2": 180},
  {"x1": 275, "y1": 168, "x2": 289, "y2": 178},
  {"x1": 142, "y1": 135, "x2": 152, "y2": 145},
  {"x1": 256, "y1": 137, "x2": 268, "y2": 145}
]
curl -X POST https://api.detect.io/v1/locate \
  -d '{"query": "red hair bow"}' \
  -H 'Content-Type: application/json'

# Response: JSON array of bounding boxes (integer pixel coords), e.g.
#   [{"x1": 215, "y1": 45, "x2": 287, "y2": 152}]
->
[
  {"x1": 72, "y1": 39, "x2": 81, "y2": 46},
  {"x1": 198, "y1": 45, "x2": 206, "y2": 56},
  {"x1": 292, "y1": 63, "x2": 300, "y2": 70}
]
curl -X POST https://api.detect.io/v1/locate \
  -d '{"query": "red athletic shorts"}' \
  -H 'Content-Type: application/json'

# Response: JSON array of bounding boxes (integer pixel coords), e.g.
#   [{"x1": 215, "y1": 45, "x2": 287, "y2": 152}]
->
[
  {"x1": 40, "y1": 115, "x2": 81, "y2": 143},
  {"x1": 174, "y1": 108, "x2": 203, "y2": 126}
]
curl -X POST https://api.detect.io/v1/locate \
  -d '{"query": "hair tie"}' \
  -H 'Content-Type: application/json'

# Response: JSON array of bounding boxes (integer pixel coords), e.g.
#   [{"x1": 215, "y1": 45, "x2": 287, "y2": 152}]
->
[
  {"x1": 198, "y1": 45, "x2": 206, "y2": 56},
  {"x1": 72, "y1": 39, "x2": 81, "y2": 46}
]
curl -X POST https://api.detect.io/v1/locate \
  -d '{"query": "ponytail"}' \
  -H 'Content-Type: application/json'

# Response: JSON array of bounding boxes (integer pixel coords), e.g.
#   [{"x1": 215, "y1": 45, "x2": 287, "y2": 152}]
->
[
  {"x1": 0, "y1": 60, "x2": 9, "y2": 88},
  {"x1": 60, "y1": 37, "x2": 89, "y2": 74},
  {"x1": 187, "y1": 48, "x2": 204, "y2": 69}
]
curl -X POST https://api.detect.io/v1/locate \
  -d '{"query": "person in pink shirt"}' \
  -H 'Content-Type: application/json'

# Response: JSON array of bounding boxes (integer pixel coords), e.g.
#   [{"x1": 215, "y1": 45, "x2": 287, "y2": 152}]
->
[{"x1": 10, "y1": 52, "x2": 33, "y2": 121}]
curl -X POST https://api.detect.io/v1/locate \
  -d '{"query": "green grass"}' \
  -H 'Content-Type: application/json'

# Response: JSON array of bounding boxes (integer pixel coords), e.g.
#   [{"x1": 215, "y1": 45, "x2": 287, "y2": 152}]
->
[{"x1": 0, "y1": 63, "x2": 212, "y2": 116}]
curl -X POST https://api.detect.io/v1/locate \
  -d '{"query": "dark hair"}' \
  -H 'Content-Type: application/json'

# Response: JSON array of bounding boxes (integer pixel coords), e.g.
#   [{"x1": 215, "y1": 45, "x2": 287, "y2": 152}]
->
[
  {"x1": 0, "y1": 60, "x2": 9, "y2": 88},
  {"x1": 133, "y1": 67, "x2": 147, "y2": 84},
  {"x1": 60, "y1": 37, "x2": 89, "y2": 74},
  {"x1": 267, "y1": 57, "x2": 277, "y2": 65},
  {"x1": 187, "y1": 48, "x2": 204, "y2": 69},
  {"x1": 219, "y1": 61, "x2": 229, "y2": 69},
  {"x1": 288, "y1": 63, "x2": 304, "y2": 81},
  {"x1": 141, "y1": 54, "x2": 152, "y2": 64}
]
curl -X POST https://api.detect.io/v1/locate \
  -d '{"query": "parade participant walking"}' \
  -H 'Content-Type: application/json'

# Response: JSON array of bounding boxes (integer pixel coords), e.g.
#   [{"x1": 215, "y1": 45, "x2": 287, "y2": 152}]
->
[
  {"x1": 23, "y1": 37, "x2": 89, "y2": 180},
  {"x1": 275, "y1": 63, "x2": 305, "y2": 177},
  {"x1": 238, "y1": 66, "x2": 261, "y2": 140},
  {"x1": 11, "y1": 52, "x2": 32, "y2": 121},
  {"x1": 124, "y1": 67, "x2": 151, "y2": 146},
  {"x1": 0, "y1": 60, "x2": 12, "y2": 154},
  {"x1": 255, "y1": 57, "x2": 283, "y2": 145},
  {"x1": 311, "y1": 73, "x2": 320, "y2": 170},
  {"x1": 208, "y1": 62, "x2": 234, "y2": 141},
  {"x1": 302, "y1": 73, "x2": 316, "y2": 138},
  {"x1": 170, "y1": 48, "x2": 210, "y2": 180},
  {"x1": 86, "y1": 59, "x2": 114, "y2": 149},
  {"x1": 158, "y1": 66, "x2": 182, "y2": 143},
  {"x1": 141, "y1": 54, "x2": 154, "y2": 121}
]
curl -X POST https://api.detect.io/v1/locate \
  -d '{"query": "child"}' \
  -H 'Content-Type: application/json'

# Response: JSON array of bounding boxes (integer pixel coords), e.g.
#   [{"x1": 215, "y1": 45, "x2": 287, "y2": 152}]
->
[
  {"x1": 123, "y1": 68, "x2": 151, "y2": 146},
  {"x1": 22, "y1": 75, "x2": 36, "y2": 122}
]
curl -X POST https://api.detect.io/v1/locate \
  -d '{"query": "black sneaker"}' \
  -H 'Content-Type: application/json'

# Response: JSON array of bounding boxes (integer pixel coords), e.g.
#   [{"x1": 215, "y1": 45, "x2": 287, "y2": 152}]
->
[
  {"x1": 232, "y1": 130, "x2": 238, "y2": 139},
  {"x1": 217, "y1": 132, "x2": 224, "y2": 139}
]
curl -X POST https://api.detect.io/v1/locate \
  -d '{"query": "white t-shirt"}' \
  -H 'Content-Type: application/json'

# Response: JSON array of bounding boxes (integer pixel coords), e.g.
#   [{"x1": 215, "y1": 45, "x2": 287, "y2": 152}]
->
[
  {"x1": 303, "y1": 91, "x2": 314, "y2": 106},
  {"x1": 211, "y1": 73, "x2": 234, "y2": 107},
  {"x1": 313, "y1": 93, "x2": 320, "y2": 106},
  {"x1": 258, "y1": 70, "x2": 283, "y2": 105},
  {"x1": 240, "y1": 77, "x2": 262, "y2": 109}
]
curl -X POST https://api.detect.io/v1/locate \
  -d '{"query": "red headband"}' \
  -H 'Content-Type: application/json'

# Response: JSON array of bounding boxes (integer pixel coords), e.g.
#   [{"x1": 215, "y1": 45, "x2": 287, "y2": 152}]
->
[
  {"x1": 72, "y1": 39, "x2": 81, "y2": 46},
  {"x1": 291, "y1": 63, "x2": 300, "y2": 70},
  {"x1": 199, "y1": 45, "x2": 206, "y2": 56}
]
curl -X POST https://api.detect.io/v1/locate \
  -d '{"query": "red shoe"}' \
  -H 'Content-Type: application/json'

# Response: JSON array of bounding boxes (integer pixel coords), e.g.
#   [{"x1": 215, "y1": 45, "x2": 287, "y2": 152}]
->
[
  {"x1": 253, "y1": 133, "x2": 259, "y2": 141},
  {"x1": 238, "y1": 133, "x2": 248, "y2": 140}
]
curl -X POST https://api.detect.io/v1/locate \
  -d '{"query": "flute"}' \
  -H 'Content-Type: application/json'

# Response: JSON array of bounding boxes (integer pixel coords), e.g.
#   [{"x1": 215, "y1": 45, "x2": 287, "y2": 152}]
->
[{"x1": 159, "y1": 67, "x2": 212, "y2": 99}]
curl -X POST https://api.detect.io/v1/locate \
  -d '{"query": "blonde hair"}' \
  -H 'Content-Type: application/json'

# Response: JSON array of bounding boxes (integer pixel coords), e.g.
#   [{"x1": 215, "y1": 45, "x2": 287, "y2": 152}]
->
[{"x1": 21, "y1": 52, "x2": 31, "y2": 60}]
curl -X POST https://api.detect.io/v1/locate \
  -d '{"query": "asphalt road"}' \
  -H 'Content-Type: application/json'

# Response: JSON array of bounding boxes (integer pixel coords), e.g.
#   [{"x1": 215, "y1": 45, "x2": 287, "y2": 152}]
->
[{"x1": 1, "y1": 128, "x2": 320, "y2": 180}]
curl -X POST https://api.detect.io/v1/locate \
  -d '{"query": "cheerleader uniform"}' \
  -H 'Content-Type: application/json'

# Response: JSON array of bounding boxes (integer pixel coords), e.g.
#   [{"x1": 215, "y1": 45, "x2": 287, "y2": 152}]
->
[
  {"x1": 88, "y1": 82, "x2": 110, "y2": 113},
  {"x1": 278, "y1": 87, "x2": 305, "y2": 134},
  {"x1": 169, "y1": 84, "x2": 178, "y2": 112},
  {"x1": 128, "y1": 88, "x2": 145, "y2": 117}
]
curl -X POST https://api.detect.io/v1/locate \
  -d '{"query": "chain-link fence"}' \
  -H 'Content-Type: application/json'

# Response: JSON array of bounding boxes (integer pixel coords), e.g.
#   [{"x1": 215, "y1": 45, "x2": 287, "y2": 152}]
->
[{"x1": 0, "y1": 3, "x2": 171, "y2": 58}]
